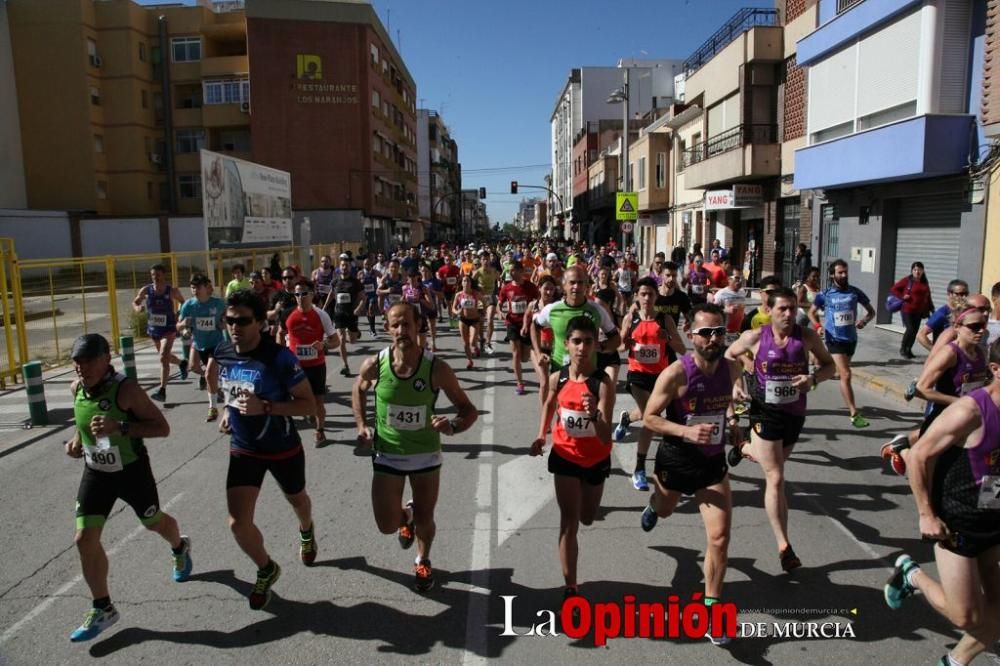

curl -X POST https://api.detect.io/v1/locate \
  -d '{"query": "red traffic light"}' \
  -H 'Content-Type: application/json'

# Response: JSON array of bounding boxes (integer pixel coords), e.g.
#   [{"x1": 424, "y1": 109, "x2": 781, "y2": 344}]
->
[{"x1": 510, "y1": 181, "x2": 518, "y2": 194}]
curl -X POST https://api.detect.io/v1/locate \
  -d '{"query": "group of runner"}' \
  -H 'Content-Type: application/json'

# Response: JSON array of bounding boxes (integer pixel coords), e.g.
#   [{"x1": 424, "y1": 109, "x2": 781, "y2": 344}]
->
[{"x1": 62, "y1": 241, "x2": 1000, "y2": 663}]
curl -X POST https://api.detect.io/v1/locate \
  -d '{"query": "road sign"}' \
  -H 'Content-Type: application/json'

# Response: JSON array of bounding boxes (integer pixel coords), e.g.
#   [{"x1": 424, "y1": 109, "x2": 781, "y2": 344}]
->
[
  {"x1": 621, "y1": 222, "x2": 634, "y2": 233},
  {"x1": 616, "y1": 192, "x2": 638, "y2": 221}
]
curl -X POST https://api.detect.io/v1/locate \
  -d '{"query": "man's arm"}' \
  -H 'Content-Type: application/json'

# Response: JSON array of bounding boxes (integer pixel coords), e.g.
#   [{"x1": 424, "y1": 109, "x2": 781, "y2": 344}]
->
[
  {"x1": 100, "y1": 379, "x2": 170, "y2": 439},
  {"x1": 642, "y1": 363, "x2": 692, "y2": 441},
  {"x1": 132, "y1": 287, "x2": 147, "y2": 311},
  {"x1": 430, "y1": 360, "x2": 478, "y2": 435},
  {"x1": 595, "y1": 304, "x2": 621, "y2": 352},
  {"x1": 916, "y1": 348, "x2": 959, "y2": 406},
  {"x1": 802, "y1": 327, "x2": 836, "y2": 387},
  {"x1": 663, "y1": 315, "x2": 686, "y2": 356},
  {"x1": 724, "y1": 327, "x2": 761, "y2": 363},
  {"x1": 530, "y1": 371, "x2": 561, "y2": 455},
  {"x1": 352, "y1": 355, "x2": 379, "y2": 436}
]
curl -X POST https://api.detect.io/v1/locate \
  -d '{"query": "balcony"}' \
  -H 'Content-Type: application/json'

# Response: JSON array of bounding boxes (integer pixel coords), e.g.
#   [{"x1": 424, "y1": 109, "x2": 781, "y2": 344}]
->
[
  {"x1": 682, "y1": 124, "x2": 780, "y2": 189},
  {"x1": 800, "y1": 0, "x2": 921, "y2": 65},
  {"x1": 202, "y1": 103, "x2": 249, "y2": 127},
  {"x1": 838, "y1": 0, "x2": 865, "y2": 13},
  {"x1": 202, "y1": 55, "x2": 249, "y2": 78},
  {"x1": 682, "y1": 7, "x2": 779, "y2": 76},
  {"x1": 794, "y1": 114, "x2": 975, "y2": 190}
]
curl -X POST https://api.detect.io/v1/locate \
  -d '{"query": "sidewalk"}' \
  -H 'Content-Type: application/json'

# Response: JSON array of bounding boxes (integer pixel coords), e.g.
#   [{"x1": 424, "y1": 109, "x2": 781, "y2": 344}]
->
[{"x1": 848, "y1": 323, "x2": 925, "y2": 409}]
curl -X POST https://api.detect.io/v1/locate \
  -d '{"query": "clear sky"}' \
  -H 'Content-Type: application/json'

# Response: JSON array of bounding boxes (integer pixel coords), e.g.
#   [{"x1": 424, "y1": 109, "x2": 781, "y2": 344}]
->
[{"x1": 141, "y1": 0, "x2": 774, "y2": 224}]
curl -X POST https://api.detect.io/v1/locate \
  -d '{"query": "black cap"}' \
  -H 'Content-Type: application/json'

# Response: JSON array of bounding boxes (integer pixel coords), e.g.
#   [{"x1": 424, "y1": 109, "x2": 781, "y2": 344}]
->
[{"x1": 71, "y1": 333, "x2": 110, "y2": 360}]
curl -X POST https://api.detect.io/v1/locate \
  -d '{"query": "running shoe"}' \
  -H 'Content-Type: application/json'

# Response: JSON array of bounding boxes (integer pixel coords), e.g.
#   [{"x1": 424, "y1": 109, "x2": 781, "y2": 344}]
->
[
  {"x1": 562, "y1": 586, "x2": 582, "y2": 624},
  {"x1": 613, "y1": 410, "x2": 630, "y2": 442},
  {"x1": 206, "y1": 407, "x2": 218, "y2": 423},
  {"x1": 632, "y1": 469, "x2": 649, "y2": 491},
  {"x1": 904, "y1": 380, "x2": 918, "y2": 402},
  {"x1": 705, "y1": 619, "x2": 732, "y2": 646},
  {"x1": 340, "y1": 367, "x2": 351, "y2": 377},
  {"x1": 414, "y1": 559, "x2": 435, "y2": 592},
  {"x1": 779, "y1": 545, "x2": 802, "y2": 572},
  {"x1": 398, "y1": 500, "x2": 415, "y2": 550},
  {"x1": 179, "y1": 359, "x2": 189, "y2": 380},
  {"x1": 151, "y1": 387, "x2": 166, "y2": 402},
  {"x1": 850, "y1": 413, "x2": 870, "y2": 429},
  {"x1": 69, "y1": 606, "x2": 119, "y2": 642},
  {"x1": 249, "y1": 561, "x2": 281, "y2": 610},
  {"x1": 640, "y1": 504, "x2": 658, "y2": 532},
  {"x1": 314, "y1": 431, "x2": 329, "y2": 448},
  {"x1": 172, "y1": 535, "x2": 193, "y2": 582},
  {"x1": 466, "y1": 360, "x2": 474, "y2": 370},
  {"x1": 515, "y1": 383, "x2": 526, "y2": 396},
  {"x1": 299, "y1": 528, "x2": 317, "y2": 566},
  {"x1": 880, "y1": 434, "x2": 909, "y2": 476},
  {"x1": 733, "y1": 401, "x2": 749, "y2": 416},
  {"x1": 727, "y1": 441, "x2": 747, "y2": 468},
  {"x1": 884, "y1": 554, "x2": 920, "y2": 609},
  {"x1": 199, "y1": 375, "x2": 207, "y2": 391},
  {"x1": 486, "y1": 343, "x2": 494, "y2": 355}
]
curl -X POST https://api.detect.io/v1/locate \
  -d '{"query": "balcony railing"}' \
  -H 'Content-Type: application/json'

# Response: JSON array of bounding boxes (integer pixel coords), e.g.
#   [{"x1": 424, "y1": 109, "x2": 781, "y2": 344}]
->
[
  {"x1": 837, "y1": 0, "x2": 865, "y2": 14},
  {"x1": 682, "y1": 7, "x2": 779, "y2": 76},
  {"x1": 681, "y1": 123, "x2": 778, "y2": 169}
]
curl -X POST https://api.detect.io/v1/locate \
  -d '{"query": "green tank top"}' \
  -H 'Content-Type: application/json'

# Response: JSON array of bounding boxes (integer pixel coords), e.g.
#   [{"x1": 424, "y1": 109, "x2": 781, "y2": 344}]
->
[
  {"x1": 74, "y1": 372, "x2": 146, "y2": 470},
  {"x1": 374, "y1": 347, "x2": 440, "y2": 455}
]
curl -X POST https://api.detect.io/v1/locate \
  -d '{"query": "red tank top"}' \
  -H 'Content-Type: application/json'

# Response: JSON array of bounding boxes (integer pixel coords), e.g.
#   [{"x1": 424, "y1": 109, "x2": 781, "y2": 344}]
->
[
  {"x1": 552, "y1": 369, "x2": 609, "y2": 467},
  {"x1": 627, "y1": 314, "x2": 672, "y2": 374},
  {"x1": 285, "y1": 308, "x2": 326, "y2": 367}
]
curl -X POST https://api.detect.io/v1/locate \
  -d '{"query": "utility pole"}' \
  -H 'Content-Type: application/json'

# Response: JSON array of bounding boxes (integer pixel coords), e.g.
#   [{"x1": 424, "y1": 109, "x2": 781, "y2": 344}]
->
[{"x1": 621, "y1": 67, "x2": 630, "y2": 255}]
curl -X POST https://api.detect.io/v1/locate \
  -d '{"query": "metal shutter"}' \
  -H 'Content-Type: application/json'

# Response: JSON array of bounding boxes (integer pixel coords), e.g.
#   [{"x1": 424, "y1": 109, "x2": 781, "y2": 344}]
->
[
  {"x1": 808, "y1": 43, "x2": 857, "y2": 134},
  {"x1": 856, "y1": 7, "x2": 921, "y2": 117},
  {"x1": 894, "y1": 194, "x2": 964, "y2": 306}
]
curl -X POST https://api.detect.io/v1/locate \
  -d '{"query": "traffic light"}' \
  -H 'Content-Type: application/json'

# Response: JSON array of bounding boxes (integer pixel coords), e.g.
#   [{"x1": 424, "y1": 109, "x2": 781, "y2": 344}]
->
[
  {"x1": 479, "y1": 187, "x2": 486, "y2": 199},
  {"x1": 510, "y1": 181, "x2": 518, "y2": 194}
]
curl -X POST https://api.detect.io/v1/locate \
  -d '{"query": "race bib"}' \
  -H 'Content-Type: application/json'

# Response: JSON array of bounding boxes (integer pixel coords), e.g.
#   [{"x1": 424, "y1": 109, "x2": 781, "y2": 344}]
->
[
  {"x1": 633, "y1": 343, "x2": 661, "y2": 365},
  {"x1": 978, "y1": 475, "x2": 1000, "y2": 510},
  {"x1": 149, "y1": 314, "x2": 168, "y2": 327},
  {"x1": 961, "y1": 380, "x2": 986, "y2": 396},
  {"x1": 364, "y1": 283, "x2": 376, "y2": 293},
  {"x1": 336, "y1": 293, "x2": 351, "y2": 304},
  {"x1": 726, "y1": 297, "x2": 746, "y2": 308},
  {"x1": 833, "y1": 310, "x2": 855, "y2": 327},
  {"x1": 691, "y1": 284, "x2": 704, "y2": 295},
  {"x1": 765, "y1": 378, "x2": 799, "y2": 404},
  {"x1": 460, "y1": 298, "x2": 475, "y2": 309},
  {"x1": 619, "y1": 270, "x2": 632, "y2": 283},
  {"x1": 446, "y1": 276, "x2": 457, "y2": 286},
  {"x1": 195, "y1": 316, "x2": 216, "y2": 332},
  {"x1": 386, "y1": 294, "x2": 402, "y2": 305},
  {"x1": 561, "y1": 408, "x2": 596, "y2": 438},
  {"x1": 296, "y1": 345, "x2": 318, "y2": 360},
  {"x1": 222, "y1": 379, "x2": 255, "y2": 407},
  {"x1": 388, "y1": 404, "x2": 426, "y2": 431},
  {"x1": 84, "y1": 437, "x2": 123, "y2": 472},
  {"x1": 510, "y1": 300, "x2": 528, "y2": 314},
  {"x1": 683, "y1": 414, "x2": 724, "y2": 446}
]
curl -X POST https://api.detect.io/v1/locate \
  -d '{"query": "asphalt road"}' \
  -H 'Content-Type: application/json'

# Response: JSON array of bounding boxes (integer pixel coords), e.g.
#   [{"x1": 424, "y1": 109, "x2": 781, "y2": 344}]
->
[{"x1": 0, "y1": 320, "x2": 989, "y2": 665}]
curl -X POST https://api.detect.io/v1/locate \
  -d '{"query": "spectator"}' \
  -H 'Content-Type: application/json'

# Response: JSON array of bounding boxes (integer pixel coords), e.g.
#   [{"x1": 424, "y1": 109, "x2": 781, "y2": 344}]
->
[
  {"x1": 671, "y1": 245, "x2": 687, "y2": 266},
  {"x1": 890, "y1": 261, "x2": 932, "y2": 359},
  {"x1": 794, "y1": 243, "x2": 813, "y2": 285}
]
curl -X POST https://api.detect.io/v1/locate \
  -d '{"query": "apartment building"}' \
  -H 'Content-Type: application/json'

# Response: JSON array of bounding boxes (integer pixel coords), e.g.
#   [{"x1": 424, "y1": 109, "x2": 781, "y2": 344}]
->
[
  {"x1": 416, "y1": 108, "x2": 461, "y2": 241},
  {"x1": 571, "y1": 119, "x2": 638, "y2": 243},
  {"x1": 795, "y1": 0, "x2": 987, "y2": 314},
  {"x1": 7, "y1": 0, "x2": 418, "y2": 247}
]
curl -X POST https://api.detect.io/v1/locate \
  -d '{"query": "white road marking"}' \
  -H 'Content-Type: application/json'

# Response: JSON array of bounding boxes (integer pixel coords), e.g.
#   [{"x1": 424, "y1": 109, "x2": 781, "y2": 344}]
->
[
  {"x1": 463, "y1": 358, "x2": 494, "y2": 665},
  {"x1": 0, "y1": 492, "x2": 184, "y2": 646}
]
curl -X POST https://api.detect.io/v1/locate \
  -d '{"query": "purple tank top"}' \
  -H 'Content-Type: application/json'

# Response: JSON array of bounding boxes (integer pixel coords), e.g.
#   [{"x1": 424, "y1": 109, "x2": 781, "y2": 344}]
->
[
  {"x1": 968, "y1": 388, "x2": 1000, "y2": 490},
  {"x1": 670, "y1": 354, "x2": 733, "y2": 456},
  {"x1": 754, "y1": 325, "x2": 808, "y2": 416},
  {"x1": 948, "y1": 343, "x2": 989, "y2": 397}
]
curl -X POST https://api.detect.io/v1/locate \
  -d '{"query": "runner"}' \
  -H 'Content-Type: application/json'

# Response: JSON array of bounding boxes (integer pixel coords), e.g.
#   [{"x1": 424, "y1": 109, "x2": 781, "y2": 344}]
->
[
  {"x1": 65, "y1": 333, "x2": 192, "y2": 641},
  {"x1": 916, "y1": 280, "x2": 970, "y2": 352},
  {"x1": 807, "y1": 259, "x2": 876, "y2": 428},
  {"x1": 311, "y1": 255, "x2": 336, "y2": 314},
  {"x1": 473, "y1": 252, "x2": 501, "y2": 354},
  {"x1": 452, "y1": 275, "x2": 485, "y2": 369},
  {"x1": 268, "y1": 267, "x2": 298, "y2": 347},
  {"x1": 436, "y1": 253, "x2": 461, "y2": 328},
  {"x1": 498, "y1": 261, "x2": 540, "y2": 395},
  {"x1": 352, "y1": 303, "x2": 478, "y2": 591},
  {"x1": 402, "y1": 268, "x2": 436, "y2": 350},
  {"x1": 131, "y1": 263, "x2": 186, "y2": 401},
  {"x1": 687, "y1": 254, "x2": 711, "y2": 306},
  {"x1": 525, "y1": 276, "x2": 559, "y2": 405},
  {"x1": 324, "y1": 256, "x2": 364, "y2": 377},
  {"x1": 616, "y1": 252, "x2": 637, "y2": 303},
  {"x1": 530, "y1": 316, "x2": 616, "y2": 604},
  {"x1": 884, "y1": 338, "x2": 1000, "y2": 666},
  {"x1": 224, "y1": 264, "x2": 250, "y2": 298},
  {"x1": 420, "y1": 263, "x2": 444, "y2": 352},
  {"x1": 358, "y1": 257, "x2": 381, "y2": 337},
  {"x1": 285, "y1": 280, "x2": 339, "y2": 446},
  {"x1": 377, "y1": 259, "x2": 405, "y2": 327},
  {"x1": 531, "y1": 266, "x2": 621, "y2": 373},
  {"x1": 215, "y1": 289, "x2": 318, "y2": 610},
  {"x1": 654, "y1": 261, "x2": 692, "y2": 330},
  {"x1": 638, "y1": 304, "x2": 739, "y2": 644},
  {"x1": 177, "y1": 274, "x2": 225, "y2": 421},
  {"x1": 726, "y1": 287, "x2": 836, "y2": 570},
  {"x1": 614, "y1": 277, "x2": 684, "y2": 491},
  {"x1": 712, "y1": 269, "x2": 747, "y2": 344}
]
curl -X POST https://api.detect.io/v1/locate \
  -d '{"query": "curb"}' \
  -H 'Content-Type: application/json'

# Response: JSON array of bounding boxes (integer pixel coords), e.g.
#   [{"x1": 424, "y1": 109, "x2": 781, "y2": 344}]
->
[{"x1": 851, "y1": 366, "x2": 926, "y2": 411}]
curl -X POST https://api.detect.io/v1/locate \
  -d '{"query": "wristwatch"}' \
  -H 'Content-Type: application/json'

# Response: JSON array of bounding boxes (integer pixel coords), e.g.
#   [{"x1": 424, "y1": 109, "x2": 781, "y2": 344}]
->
[
  {"x1": 448, "y1": 418, "x2": 461, "y2": 434},
  {"x1": 261, "y1": 400, "x2": 273, "y2": 416},
  {"x1": 119, "y1": 420, "x2": 130, "y2": 436}
]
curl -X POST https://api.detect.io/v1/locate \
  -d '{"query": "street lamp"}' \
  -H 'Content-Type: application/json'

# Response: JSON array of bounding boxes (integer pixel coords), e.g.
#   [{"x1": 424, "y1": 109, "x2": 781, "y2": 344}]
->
[{"x1": 607, "y1": 67, "x2": 630, "y2": 255}]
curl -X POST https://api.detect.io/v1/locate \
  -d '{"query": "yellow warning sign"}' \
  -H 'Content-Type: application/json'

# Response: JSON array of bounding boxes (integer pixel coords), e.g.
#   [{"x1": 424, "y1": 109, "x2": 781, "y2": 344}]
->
[{"x1": 616, "y1": 192, "x2": 638, "y2": 221}]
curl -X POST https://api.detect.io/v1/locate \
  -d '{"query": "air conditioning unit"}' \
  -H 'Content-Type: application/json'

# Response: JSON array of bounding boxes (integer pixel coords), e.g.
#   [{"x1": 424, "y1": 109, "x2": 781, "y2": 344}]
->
[
  {"x1": 239, "y1": 101, "x2": 250, "y2": 113},
  {"x1": 91, "y1": 55, "x2": 103, "y2": 68},
  {"x1": 149, "y1": 153, "x2": 161, "y2": 164}
]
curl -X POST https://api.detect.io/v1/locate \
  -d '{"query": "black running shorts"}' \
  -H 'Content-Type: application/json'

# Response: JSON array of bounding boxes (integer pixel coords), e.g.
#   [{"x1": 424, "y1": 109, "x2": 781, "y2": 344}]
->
[
  {"x1": 654, "y1": 441, "x2": 727, "y2": 496},
  {"x1": 76, "y1": 455, "x2": 162, "y2": 529},
  {"x1": 226, "y1": 448, "x2": 306, "y2": 495},
  {"x1": 548, "y1": 448, "x2": 611, "y2": 486}
]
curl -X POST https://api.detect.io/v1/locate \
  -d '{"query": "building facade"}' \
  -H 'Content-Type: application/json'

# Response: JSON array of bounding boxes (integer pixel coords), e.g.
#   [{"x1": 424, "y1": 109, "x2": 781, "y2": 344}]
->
[
  {"x1": 795, "y1": 0, "x2": 987, "y2": 316},
  {"x1": 0, "y1": 0, "x2": 26, "y2": 209},
  {"x1": 416, "y1": 108, "x2": 460, "y2": 241}
]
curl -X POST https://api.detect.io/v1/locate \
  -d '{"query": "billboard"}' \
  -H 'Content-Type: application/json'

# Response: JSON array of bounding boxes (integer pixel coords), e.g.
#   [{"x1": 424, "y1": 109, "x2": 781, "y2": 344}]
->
[{"x1": 200, "y1": 149, "x2": 293, "y2": 246}]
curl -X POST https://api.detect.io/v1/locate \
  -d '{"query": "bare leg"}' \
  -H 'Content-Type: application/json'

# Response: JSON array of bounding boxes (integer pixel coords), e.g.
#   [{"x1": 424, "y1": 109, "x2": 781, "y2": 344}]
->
[
  {"x1": 696, "y1": 479, "x2": 732, "y2": 599},
  {"x1": 75, "y1": 527, "x2": 109, "y2": 600},
  {"x1": 227, "y1": 486, "x2": 269, "y2": 568},
  {"x1": 410, "y1": 469, "x2": 441, "y2": 562}
]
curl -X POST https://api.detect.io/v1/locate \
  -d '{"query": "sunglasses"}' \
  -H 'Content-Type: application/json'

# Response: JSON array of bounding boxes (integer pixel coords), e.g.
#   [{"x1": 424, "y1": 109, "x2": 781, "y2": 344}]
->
[
  {"x1": 294, "y1": 291, "x2": 311, "y2": 297},
  {"x1": 951, "y1": 291, "x2": 970, "y2": 297},
  {"x1": 692, "y1": 326, "x2": 727, "y2": 338},
  {"x1": 961, "y1": 322, "x2": 987, "y2": 332},
  {"x1": 282, "y1": 275, "x2": 296, "y2": 280},
  {"x1": 224, "y1": 316, "x2": 255, "y2": 327}
]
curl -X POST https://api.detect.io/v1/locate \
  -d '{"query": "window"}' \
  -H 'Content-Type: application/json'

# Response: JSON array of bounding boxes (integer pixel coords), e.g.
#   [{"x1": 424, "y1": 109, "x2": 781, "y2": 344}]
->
[
  {"x1": 87, "y1": 39, "x2": 99, "y2": 66},
  {"x1": 96, "y1": 180, "x2": 108, "y2": 200},
  {"x1": 175, "y1": 129, "x2": 205, "y2": 153},
  {"x1": 219, "y1": 130, "x2": 251, "y2": 152},
  {"x1": 382, "y1": 100, "x2": 389, "y2": 117},
  {"x1": 373, "y1": 134, "x2": 381, "y2": 154},
  {"x1": 638, "y1": 157, "x2": 647, "y2": 190},
  {"x1": 176, "y1": 84, "x2": 202, "y2": 109},
  {"x1": 203, "y1": 79, "x2": 249, "y2": 105},
  {"x1": 382, "y1": 59, "x2": 388, "y2": 75},
  {"x1": 171, "y1": 37, "x2": 201, "y2": 63},
  {"x1": 178, "y1": 175, "x2": 201, "y2": 199},
  {"x1": 370, "y1": 44, "x2": 379, "y2": 65},
  {"x1": 372, "y1": 89, "x2": 380, "y2": 108},
  {"x1": 141, "y1": 89, "x2": 148, "y2": 109},
  {"x1": 147, "y1": 181, "x2": 153, "y2": 200},
  {"x1": 655, "y1": 152, "x2": 666, "y2": 188},
  {"x1": 139, "y1": 42, "x2": 146, "y2": 62},
  {"x1": 94, "y1": 134, "x2": 103, "y2": 153},
  {"x1": 90, "y1": 86, "x2": 101, "y2": 106}
]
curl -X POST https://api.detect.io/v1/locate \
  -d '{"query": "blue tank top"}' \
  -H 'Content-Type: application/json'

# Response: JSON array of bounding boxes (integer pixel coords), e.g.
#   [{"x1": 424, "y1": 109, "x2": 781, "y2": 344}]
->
[
  {"x1": 666, "y1": 353, "x2": 733, "y2": 457},
  {"x1": 753, "y1": 325, "x2": 808, "y2": 416},
  {"x1": 146, "y1": 284, "x2": 176, "y2": 335}
]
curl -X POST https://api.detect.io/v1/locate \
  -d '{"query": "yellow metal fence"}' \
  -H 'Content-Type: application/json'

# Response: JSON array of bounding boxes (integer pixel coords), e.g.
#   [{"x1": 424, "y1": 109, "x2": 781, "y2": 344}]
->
[{"x1": 0, "y1": 240, "x2": 362, "y2": 387}]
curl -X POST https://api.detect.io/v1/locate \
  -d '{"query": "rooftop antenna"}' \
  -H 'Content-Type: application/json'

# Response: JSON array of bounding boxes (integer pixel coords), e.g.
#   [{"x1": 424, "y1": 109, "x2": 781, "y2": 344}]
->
[{"x1": 397, "y1": 29, "x2": 401, "y2": 53}]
